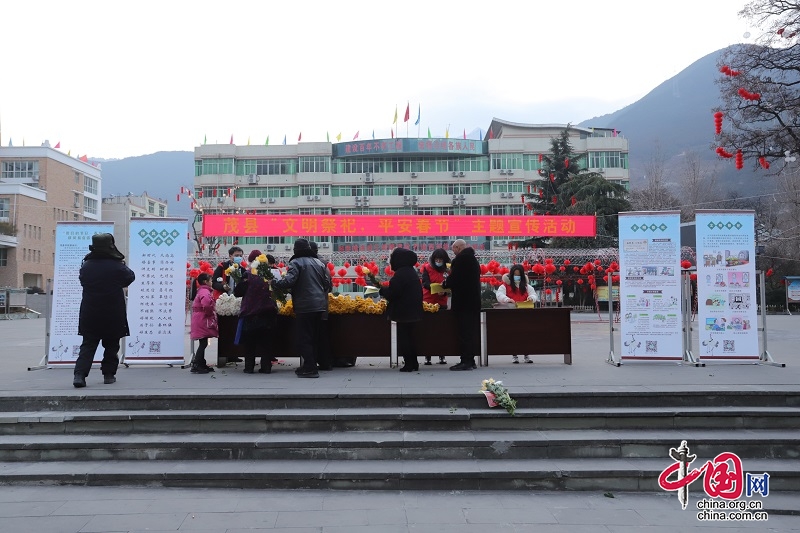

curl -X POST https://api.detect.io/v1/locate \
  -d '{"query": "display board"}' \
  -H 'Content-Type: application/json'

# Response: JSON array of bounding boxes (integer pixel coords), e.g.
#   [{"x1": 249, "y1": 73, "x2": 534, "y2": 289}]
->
[
  {"x1": 618, "y1": 212, "x2": 683, "y2": 360},
  {"x1": 695, "y1": 211, "x2": 759, "y2": 359},
  {"x1": 47, "y1": 222, "x2": 115, "y2": 367},
  {"x1": 124, "y1": 218, "x2": 188, "y2": 365}
]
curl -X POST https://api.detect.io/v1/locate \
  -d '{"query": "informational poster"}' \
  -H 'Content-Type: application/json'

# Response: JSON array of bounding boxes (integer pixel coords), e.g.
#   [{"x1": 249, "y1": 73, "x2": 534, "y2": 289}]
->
[
  {"x1": 48, "y1": 222, "x2": 115, "y2": 367},
  {"x1": 618, "y1": 212, "x2": 683, "y2": 360},
  {"x1": 785, "y1": 276, "x2": 800, "y2": 304},
  {"x1": 695, "y1": 211, "x2": 759, "y2": 359},
  {"x1": 125, "y1": 218, "x2": 188, "y2": 365}
]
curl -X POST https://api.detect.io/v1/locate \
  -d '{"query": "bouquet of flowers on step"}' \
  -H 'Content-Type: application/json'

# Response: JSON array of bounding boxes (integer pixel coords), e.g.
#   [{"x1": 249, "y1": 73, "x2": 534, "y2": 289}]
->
[
  {"x1": 479, "y1": 378, "x2": 516, "y2": 416},
  {"x1": 250, "y1": 254, "x2": 289, "y2": 304},
  {"x1": 214, "y1": 293, "x2": 241, "y2": 316}
]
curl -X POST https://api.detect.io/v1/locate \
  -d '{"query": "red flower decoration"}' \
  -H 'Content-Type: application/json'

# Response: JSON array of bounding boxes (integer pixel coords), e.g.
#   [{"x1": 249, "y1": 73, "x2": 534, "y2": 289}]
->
[
  {"x1": 766, "y1": 268, "x2": 774, "y2": 277},
  {"x1": 545, "y1": 289, "x2": 552, "y2": 295}
]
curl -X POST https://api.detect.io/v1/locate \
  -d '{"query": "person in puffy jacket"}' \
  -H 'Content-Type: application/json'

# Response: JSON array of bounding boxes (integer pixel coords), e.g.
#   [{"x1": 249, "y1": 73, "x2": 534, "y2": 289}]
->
[
  {"x1": 420, "y1": 248, "x2": 450, "y2": 365},
  {"x1": 190, "y1": 273, "x2": 219, "y2": 374},
  {"x1": 441, "y1": 239, "x2": 481, "y2": 371},
  {"x1": 379, "y1": 247, "x2": 423, "y2": 372},
  {"x1": 495, "y1": 264, "x2": 538, "y2": 363}
]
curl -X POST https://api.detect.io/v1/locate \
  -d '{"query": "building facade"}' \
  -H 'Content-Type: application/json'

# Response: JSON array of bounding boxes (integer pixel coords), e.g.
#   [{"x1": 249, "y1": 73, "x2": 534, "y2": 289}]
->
[
  {"x1": 101, "y1": 193, "x2": 169, "y2": 259},
  {"x1": 0, "y1": 145, "x2": 101, "y2": 289},
  {"x1": 192, "y1": 120, "x2": 628, "y2": 257}
]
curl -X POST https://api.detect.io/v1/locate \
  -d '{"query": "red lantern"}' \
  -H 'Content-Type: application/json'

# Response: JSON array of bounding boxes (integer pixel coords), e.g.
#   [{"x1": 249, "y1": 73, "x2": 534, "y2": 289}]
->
[
  {"x1": 549, "y1": 173, "x2": 555, "y2": 182},
  {"x1": 571, "y1": 196, "x2": 577, "y2": 206},
  {"x1": 713, "y1": 111, "x2": 723, "y2": 135},
  {"x1": 337, "y1": 268, "x2": 347, "y2": 277},
  {"x1": 681, "y1": 260, "x2": 692, "y2": 269},
  {"x1": 735, "y1": 149, "x2": 744, "y2": 170},
  {"x1": 690, "y1": 273, "x2": 698, "y2": 281},
  {"x1": 551, "y1": 195, "x2": 557, "y2": 205},
  {"x1": 545, "y1": 289, "x2": 552, "y2": 295},
  {"x1": 538, "y1": 154, "x2": 543, "y2": 162},
  {"x1": 766, "y1": 268, "x2": 774, "y2": 277},
  {"x1": 555, "y1": 279, "x2": 562, "y2": 286},
  {"x1": 384, "y1": 266, "x2": 393, "y2": 276},
  {"x1": 559, "y1": 266, "x2": 566, "y2": 272},
  {"x1": 594, "y1": 259, "x2": 601, "y2": 265},
  {"x1": 564, "y1": 158, "x2": 569, "y2": 168},
  {"x1": 327, "y1": 262, "x2": 335, "y2": 270},
  {"x1": 577, "y1": 279, "x2": 584, "y2": 285},
  {"x1": 758, "y1": 156, "x2": 770, "y2": 169},
  {"x1": 564, "y1": 259, "x2": 571, "y2": 266},
  {"x1": 343, "y1": 261, "x2": 351, "y2": 268}
]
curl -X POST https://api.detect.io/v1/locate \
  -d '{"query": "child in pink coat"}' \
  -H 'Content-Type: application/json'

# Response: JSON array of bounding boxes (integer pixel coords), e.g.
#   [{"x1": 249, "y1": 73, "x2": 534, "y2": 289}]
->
[{"x1": 190, "y1": 273, "x2": 219, "y2": 374}]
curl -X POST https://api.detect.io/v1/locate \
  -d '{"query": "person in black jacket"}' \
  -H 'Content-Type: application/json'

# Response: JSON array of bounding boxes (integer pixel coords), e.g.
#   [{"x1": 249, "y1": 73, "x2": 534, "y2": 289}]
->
[
  {"x1": 73, "y1": 233, "x2": 136, "y2": 388},
  {"x1": 211, "y1": 246, "x2": 244, "y2": 298},
  {"x1": 442, "y1": 239, "x2": 481, "y2": 371},
  {"x1": 379, "y1": 247, "x2": 423, "y2": 372}
]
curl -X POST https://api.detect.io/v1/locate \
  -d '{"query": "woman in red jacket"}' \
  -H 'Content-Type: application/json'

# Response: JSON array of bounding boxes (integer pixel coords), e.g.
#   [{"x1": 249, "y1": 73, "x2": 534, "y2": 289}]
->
[
  {"x1": 420, "y1": 248, "x2": 450, "y2": 365},
  {"x1": 496, "y1": 264, "x2": 538, "y2": 364}
]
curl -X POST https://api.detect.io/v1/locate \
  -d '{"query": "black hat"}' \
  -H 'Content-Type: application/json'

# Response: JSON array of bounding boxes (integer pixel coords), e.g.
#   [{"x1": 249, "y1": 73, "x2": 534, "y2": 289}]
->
[
  {"x1": 89, "y1": 233, "x2": 125, "y2": 260},
  {"x1": 294, "y1": 238, "x2": 311, "y2": 254}
]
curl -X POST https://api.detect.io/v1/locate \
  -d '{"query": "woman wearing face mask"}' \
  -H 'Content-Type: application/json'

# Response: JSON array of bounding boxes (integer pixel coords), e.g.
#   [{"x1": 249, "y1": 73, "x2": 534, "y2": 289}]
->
[
  {"x1": 496, "y1": 264, "x2": 538, "y2": 363},
  {"x1": 420, "y1": 248, "x2": 450, "y2": 365}
]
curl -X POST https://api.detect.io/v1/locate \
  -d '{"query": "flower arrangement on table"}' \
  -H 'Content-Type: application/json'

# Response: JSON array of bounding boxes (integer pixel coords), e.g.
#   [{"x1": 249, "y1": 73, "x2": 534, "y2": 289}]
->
[
  {"x1": 249, "y1": 254, "x2": 289, "y2": 305},
  {"x1": 479, "y1": 378, "x2": 516, "y2": 416},
  {"x1": 214, "y1": 293, "x2": 241, "y2": 316}
]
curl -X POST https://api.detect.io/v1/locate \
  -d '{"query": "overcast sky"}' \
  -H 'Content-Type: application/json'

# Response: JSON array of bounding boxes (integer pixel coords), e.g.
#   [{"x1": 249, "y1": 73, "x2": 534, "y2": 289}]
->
[{"x1": 0, "y1": 0, "x2": 752, "y2": 160}]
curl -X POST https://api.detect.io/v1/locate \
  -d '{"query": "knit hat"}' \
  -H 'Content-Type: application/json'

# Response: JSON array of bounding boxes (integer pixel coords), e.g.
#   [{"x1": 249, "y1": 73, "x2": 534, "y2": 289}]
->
[
  {"x1": 248, "y1": 249, "x2": 262, "y2": 263},
  {"x1": 293, "y1": 238, "x2": 311, "y2": 254}
]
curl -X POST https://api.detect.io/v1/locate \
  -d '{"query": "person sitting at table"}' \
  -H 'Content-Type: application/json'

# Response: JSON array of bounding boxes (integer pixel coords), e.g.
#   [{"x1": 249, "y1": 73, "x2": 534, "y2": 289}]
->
[
  {"x1": 495, "y1": 264, "x2": 538, "y2": 364},
  {"x1": 420, "y1": 248, "x2": 450, "y2": 365}
]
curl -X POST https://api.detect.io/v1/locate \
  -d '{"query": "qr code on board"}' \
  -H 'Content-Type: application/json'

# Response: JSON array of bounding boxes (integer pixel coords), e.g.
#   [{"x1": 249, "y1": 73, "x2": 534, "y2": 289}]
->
[
  {"x1": 646, "y1": 340, "x2": 657, "y2": 353},
  {"x1": 148, "y1": 341, "x2": 161, "y2": 354},
  {"x1": 723, "y1": 340, "x2": 735, "y2": 352}
]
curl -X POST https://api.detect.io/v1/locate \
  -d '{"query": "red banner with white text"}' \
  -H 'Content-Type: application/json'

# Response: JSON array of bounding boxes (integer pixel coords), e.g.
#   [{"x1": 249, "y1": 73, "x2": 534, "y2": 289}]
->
[{"x1": 202, "y1": 215, "x2": 596, "y2": 238}]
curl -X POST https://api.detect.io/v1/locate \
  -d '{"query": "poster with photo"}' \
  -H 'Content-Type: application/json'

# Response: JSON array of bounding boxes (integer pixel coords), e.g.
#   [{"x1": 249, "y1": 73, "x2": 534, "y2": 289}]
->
[
  {"x1": 125, "y1": 218, "x2": 188, "y2": 365},
  {"x1": 48, "y1": 222, "x2": 115, "y2": 367},
  {"x1": 618, "y1": 212, "x2": 683, "y2": 360},
  {"x1": 695, "y1": 211, "x2": 758, "y2": 359}
]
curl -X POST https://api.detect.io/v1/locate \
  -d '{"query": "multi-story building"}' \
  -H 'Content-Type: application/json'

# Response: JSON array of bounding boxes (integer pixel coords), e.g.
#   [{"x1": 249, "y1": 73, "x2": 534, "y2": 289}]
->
[
  {"x1": 0, "y1": 144, "x2": 102, "y2": 289},
  {"x1": 192, "y1": 119, "x2": 628, "y2": 256},
  {"x1": 101, "y1": 192, "x2": 169, "y2": 259}
]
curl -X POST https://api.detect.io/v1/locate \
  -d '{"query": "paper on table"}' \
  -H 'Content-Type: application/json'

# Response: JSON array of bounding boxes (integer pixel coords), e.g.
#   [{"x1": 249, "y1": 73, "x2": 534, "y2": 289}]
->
[
  {"x1": 429, "y1": 283, "x2": 450, "y2": 295},
  {"x1": 515, "y1": 300, "x2": 534, "y2": 309}
]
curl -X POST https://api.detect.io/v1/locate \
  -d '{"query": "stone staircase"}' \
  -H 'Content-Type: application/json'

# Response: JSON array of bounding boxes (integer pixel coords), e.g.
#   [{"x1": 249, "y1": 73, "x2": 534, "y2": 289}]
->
[{"x1": 1, "y1": 390, "x2": 798, "y2": 491}]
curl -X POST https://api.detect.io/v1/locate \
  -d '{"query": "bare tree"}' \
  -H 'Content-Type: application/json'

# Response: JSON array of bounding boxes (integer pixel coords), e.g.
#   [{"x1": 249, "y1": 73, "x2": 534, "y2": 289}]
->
[
  {"x1": 629, "y1": 143, "x2": 680, "y2": 212},
  {"x1": 678, "y1": 151, "x2": 720, "y2": 221}
]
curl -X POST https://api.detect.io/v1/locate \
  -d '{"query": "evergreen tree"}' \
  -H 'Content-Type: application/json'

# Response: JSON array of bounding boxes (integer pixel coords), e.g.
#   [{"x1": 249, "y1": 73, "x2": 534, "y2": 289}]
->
[{"x1": 511, "y1": 127, "x2": 630, "y2": 249}]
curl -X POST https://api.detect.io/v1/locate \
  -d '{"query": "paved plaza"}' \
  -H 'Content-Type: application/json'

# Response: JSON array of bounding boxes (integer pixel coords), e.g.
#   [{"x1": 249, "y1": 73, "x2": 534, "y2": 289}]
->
[{"x1": 1, "y1": 313, "x2": 799, "y2": 532}]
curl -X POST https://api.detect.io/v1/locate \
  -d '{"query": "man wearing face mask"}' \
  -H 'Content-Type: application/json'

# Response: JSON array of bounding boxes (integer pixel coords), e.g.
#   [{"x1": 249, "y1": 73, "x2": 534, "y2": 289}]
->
[
  {"x1": 212, "y1": 246, "x2": 244, "y2": 299},
  {"x1": 420, "y1": 248, "x2": 450, "y2": 365}
]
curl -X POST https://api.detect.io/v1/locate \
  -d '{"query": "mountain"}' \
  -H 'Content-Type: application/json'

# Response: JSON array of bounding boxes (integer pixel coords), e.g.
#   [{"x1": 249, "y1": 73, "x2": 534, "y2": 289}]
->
[
  {"x1": 579, "y1": 46, "x2": 773, "y2": 195},
  {"x1": 99, "y1": 151, "x2": 194, "y2": 218}
]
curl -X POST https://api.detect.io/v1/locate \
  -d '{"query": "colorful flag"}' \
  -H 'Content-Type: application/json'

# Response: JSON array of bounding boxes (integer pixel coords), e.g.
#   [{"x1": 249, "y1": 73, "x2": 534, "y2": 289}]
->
[
  {"x1": 283, "y1": 135, "x2": 287, "y2": 145},
  {"x1": 79, "y1": 155, "x2": 88, "y2": 163},
  {"x1": 445, "y1": 128, "x2": 449, "y2": 139},
  {"x1": 265, "y1": 135, "x2": 269, "y2": 146},
  {"x1": 353, "y1": 131, "x2": 360, "y2": 140},
  {"x1": 67, "y1": 149, "x2": 71, "y2": 156},
  {"x1": 414, "y1": 105, "x2": 420, "y2": 126},
  {"x1": 463, "y1": 129, "x2": 466, "y2": 139},
  {"x1": 427, "y1": 127, "x2": 431, "y2": 139},
  {"x1": 489, "y1": 128, "x2": 494, "y2": 139},
  {"x1": 54, "y1": 141, "x2": 61, "y2": 149},
  {"x1": 404, "y1": 102, "x2": 410, "y2": 122},
  {"x1": 391, "y1": 128, "x2": 394, "y2": 139},
  {"x1": 393, "y1": 105, "x2": 398, "y2": 124},
  {"x1": 327, "y1": 132, "x2": 330, "y2": 142},
  {"x1": 298, "y1": 132, "x2": 302, "y2": 142},
  {"x1": 336, "y1": 132, "x2": 342, "y2": 142},
  {"x1": 229, "y1": 135, "x2": 233, "y2": 144},
  {"x1": 372, "y1": 130, "x2": 375, "y2": 139},
  {"x1": 176, "y1": 194, "x2": 180, "y2": 202},
  {"x1": 203, "y1": 134, "x2": 207, "y2": 145},
  {"x1": 247, "y1": 136, "x2": 250, "y2": 146},
  {"x1": 7, "y1": 139, "x2": 11, "y2": 147}
]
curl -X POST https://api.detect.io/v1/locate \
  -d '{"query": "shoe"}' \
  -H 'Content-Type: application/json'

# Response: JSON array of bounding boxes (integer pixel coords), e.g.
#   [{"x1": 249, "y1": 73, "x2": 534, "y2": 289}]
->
[
  {"x1": 243, "y1": 368, "x2": 255, "y2": 374},
  {"x1": 191, "y1": 367, "x2": 210, "y2": 374},
  {"x1": 73, "y1": 374, "x2": 86, "y2": 388},
  {"x1": 399, "y1": 363, "x2": 419, "y2": 372},
  {"x1": 205, "y1": 365, "x2": 215, "y2": 372},
  {"x1": 103, "y1": 375, "x2": 116, "y2": 384},
  {"x1": 524, "y1": 356, "x2": 533, "y2": 364},
  {"x1": 449, "y1": 362, "x2": 476, "y2": 371},
  {"x1": 258, "y1": 366, "x2": 272, "y2": 374},
  {"x1": 296, "y1": 368, "x2": 319, "y2": 378},
  {"x1": 438, "y1": 357, "x2": 447, "y2": 365},
  {"x1": 424, "y1": 357, "x2": 432, "y2": 366},
  {"x1": 512, "y1": 355, "x2": 519, "y2": 364}
]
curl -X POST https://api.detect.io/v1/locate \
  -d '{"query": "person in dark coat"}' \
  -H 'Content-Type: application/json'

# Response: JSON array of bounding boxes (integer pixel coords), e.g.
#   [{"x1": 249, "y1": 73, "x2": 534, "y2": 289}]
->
[
  {"x1": 233, "y1": 249, "x2": 278, "y2": 374},
  {"x1": 441, "y1": 239, "x2": 481, "y2": 371},
  {"x1": 272, "y1": 238, "x2": 331, "y2": 378},
  {"x1": 73, "y1": 233, "x2": 136, "y2": 388},
  {"x1": 379, "y1": 247, "x2": 423, "y2": 372}
]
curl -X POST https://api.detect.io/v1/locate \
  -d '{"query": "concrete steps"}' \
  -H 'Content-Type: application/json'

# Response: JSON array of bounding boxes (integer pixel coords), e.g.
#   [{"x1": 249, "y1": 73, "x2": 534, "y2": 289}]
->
[{"x1": 1, "y1": 391, "x2": 798, "y2": 491}]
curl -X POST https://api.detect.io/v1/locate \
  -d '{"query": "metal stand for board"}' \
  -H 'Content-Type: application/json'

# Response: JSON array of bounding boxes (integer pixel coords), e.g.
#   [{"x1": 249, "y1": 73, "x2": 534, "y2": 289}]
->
[
  {"x1": 682, "y1": 272, "x2": 702, "y2": 366},
  {"x1": 27, "y1": 279, "x2": 51, "y2": 371},
  {"x1": 758, "y1": 270, "x2": 785, "y2": 367},
  {"x1": 605, "y1": 275, "x2": 620, "y2": 366}
]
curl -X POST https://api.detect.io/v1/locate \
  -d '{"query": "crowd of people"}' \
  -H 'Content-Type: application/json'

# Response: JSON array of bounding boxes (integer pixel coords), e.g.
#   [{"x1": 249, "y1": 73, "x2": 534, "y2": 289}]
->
[{"x1": 74, "y1": 234, "x2": 538, "y2": 387}]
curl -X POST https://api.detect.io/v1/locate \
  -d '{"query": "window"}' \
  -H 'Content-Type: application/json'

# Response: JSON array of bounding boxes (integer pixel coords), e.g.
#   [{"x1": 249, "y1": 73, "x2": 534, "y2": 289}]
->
[
  {"x1": 299, "y1": 185, "x2": 330, "y2": 196},
  {"x1": 84, "y1": 197, "x2": 98, "y2": 215},
  {"x1": 198, "y1": 158, "x2": 234, "y2": 175},
  {"x1": 148, "y1": 201, "x2": 155, "y2": 214},
  {"x1": 75, "y1": 171, "x2": 81, "y2": 183},
  {"x1": 0, "y1": 248, "x2": 6, "y2": 267},
  {"x1": 588, "y1": 151, "x2": 628, "y2": 169},
  {"x1": 299, "y1": 156, "x2": 330, "y2": 173},
  {"x1": 84, "y1": 177, "x2": 98, "y2": 195},
  {"x1": 1, "y1": 160, "x2": 39, "y2": 180},
  {"x1": 158, "y1": 205, "x2": 165, "y2": 217},
  {"x1": 73, "y1": 192, "x2": 81, "y2": 209},
  {"x1": 234, "y1": 158, "x2": 298, "y2": 176},
  {"x1": 491, "y1": 153, "x2": 523, "y2": 170}
]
